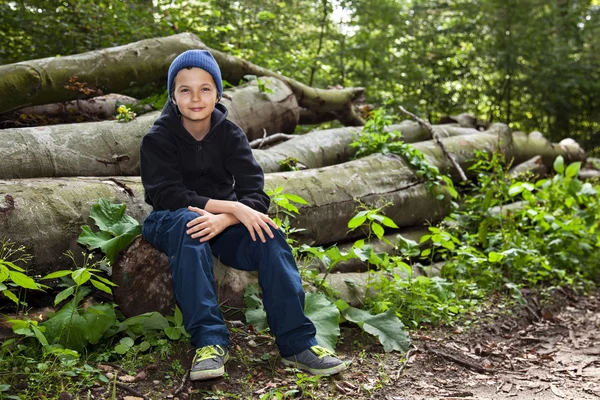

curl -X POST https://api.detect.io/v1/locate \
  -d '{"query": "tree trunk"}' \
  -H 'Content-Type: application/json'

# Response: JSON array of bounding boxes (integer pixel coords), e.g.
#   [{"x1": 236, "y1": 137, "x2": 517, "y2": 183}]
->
[
  {"x1": 0, "y1": 78, "x2": 298, "y2": 179},
  {"x1": 0, "y1": 130, "x2": 584, "y2": 273},
  {"x1": 14, "y1": 94, "x2": 153, "y2": 120},
  {"x1": 0, "y1": 33, "x2": 363, "y2": 117},
  {"x1": 0, "y1": 113, "x2": 480, "y2": 179}
]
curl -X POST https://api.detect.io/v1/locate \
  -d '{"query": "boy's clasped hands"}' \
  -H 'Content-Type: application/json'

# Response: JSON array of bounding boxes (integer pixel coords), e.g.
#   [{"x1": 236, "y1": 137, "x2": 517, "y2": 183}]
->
[{"x1": 185, "y1": 203, "x2": 278, "y2": 243}]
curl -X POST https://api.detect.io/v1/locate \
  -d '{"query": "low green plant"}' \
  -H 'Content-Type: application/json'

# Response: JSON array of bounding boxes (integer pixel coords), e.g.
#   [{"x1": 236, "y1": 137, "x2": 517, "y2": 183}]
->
[
  {"x1": 115, "y1": 105, "x2": 136, "y2": 122},
  {"x1": 350, "y1": 106, "x2": 457, "y2": 198},
  {"x1": 0, "y1": 239, "x2": 43, "y2": 307},
  {"x1": 78, "y1": 198, "x2": 142, "y2": 264}
]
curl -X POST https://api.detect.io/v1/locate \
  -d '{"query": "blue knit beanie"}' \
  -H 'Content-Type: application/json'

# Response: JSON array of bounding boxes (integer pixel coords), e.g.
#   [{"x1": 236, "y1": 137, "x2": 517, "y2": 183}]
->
[{"x1": 167, "y1": 50, "x2": 223, "y2": 101}]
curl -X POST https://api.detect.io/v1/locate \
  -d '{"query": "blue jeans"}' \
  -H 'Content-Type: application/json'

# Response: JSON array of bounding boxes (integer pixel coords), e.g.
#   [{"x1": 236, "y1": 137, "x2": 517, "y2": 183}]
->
[{"x1": 142, "y1": 208, "x2": 317, "y2": 357}]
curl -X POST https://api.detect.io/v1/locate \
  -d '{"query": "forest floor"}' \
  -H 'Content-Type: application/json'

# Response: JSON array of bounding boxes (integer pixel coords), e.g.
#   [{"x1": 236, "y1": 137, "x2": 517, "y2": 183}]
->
[{"x1": 84, "y1": 287, "x2": 600, "y2": 400}]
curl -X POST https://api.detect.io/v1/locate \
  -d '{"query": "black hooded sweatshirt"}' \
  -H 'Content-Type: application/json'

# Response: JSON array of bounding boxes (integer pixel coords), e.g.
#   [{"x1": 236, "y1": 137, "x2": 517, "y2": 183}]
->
[{"x1": 140, "y1": 101, "x2": 270, "y2": 213}]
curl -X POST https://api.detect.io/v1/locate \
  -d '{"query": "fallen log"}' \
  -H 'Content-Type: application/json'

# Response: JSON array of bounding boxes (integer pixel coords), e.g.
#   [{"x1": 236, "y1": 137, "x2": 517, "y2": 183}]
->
[
  {"x1": 0, "y1": 78, "x2": 298, "y2": 179},
  {"x1": 112, "y1": 235, "x2": 444, "y2": 317},
  {"x1": 13, "y1": 93, "x2": 153, "y2": 120},
  {"x1": 0, "y1": 111, "x2": 479, "y2": 178},
  {"x1": 0, "y1": 33, "x2": 362, "y2": 117},
  {"x1": 508, "y1": 156, "x2": 548, "y2": 178},
  {"x1": 0, "y1": 130, "x2": 585, "y2": 272}
]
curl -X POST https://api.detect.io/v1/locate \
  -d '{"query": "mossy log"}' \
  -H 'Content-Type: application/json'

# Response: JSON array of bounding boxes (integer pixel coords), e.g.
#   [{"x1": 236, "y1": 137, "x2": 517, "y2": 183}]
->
[
  {"x1": 0, "y1": 130, "x2": 585, "y2": 273},
  {"x1": 0, "y1": 114, "x2": 479, "y2": 179},
  {"x1": 0, "y1": 33, "x2": 362, "y2": 118},
  {"x1": 0, "y1": 78, "x2": 298, "y2": 179}
]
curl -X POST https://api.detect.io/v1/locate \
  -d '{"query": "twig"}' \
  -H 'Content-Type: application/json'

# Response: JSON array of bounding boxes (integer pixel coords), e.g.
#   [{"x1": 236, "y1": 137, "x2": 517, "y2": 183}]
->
[
  {"x1": 398, "y1": 106, "x2": 468, "y2": 182},
  {"x1": 424, "y1": 343, "x2": 493, "y2": 374},
  {"x1": 115, "y1": 382, "x2": 150, "y2": 400},
  {"x1": 396, "y1": 345, "x2": 418, "y2": 379},
  {"x1": 249, "y1": 132, "x2": 295, "y2": 149},
  {"x1": 174, "y1": 370, "x2": 189, "y2": 396}
]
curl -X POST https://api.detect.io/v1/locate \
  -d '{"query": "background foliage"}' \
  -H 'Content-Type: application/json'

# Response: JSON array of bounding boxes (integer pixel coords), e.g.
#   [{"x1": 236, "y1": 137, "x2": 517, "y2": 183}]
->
[{"x1": 1, "y1": 0, "x2": 599, "y2": 151}]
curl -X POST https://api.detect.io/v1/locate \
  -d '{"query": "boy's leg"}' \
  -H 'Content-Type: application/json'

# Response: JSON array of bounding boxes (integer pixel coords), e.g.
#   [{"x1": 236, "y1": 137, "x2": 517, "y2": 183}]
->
[
  {"x1": 142, "y1": 209, "x2": 229, "y2": 349},
  {"x1": 210, "y1": 225, "x2": 317, "y2": 357}
]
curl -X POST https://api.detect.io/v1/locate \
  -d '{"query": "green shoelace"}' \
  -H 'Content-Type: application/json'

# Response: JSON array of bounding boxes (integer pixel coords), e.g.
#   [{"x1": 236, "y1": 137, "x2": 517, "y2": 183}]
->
[{"x1": 193, "y1": 345, "x2": 225, "y2": 362}]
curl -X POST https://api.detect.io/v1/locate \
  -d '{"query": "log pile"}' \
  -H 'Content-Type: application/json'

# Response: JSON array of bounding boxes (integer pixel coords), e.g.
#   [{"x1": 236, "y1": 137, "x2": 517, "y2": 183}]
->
[{"x1": 0, "y1": 35, "x2": 588, "y2": 318}]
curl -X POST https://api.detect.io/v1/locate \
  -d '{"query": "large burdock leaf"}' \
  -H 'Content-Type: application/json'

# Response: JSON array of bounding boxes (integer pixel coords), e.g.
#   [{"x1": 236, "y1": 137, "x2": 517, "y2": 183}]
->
[
  {"x1": 77, "y1": 198, "x2": 141, "y2": 263},
  {"x1": 343, "y1": 307, "x2": 410, "y2": 352},
  {"x1": 304, "y1": 292, "x2": 340, "y2": 351}
]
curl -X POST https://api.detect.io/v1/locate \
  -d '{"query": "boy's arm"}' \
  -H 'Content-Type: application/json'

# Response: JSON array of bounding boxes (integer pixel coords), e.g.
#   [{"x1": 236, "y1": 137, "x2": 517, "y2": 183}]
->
[{"x1": 140, "y1": 133, "x2": 211, "y2": 210}]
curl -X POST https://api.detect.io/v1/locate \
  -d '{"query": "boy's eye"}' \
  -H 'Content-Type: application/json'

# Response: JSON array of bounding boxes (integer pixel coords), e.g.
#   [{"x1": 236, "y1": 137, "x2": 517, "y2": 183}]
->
[
  {"x1": 202, "y1": 87, "x2": 211, "y2": 92},
  {"x1": 180, "y1": 88, "x2": 189, "y2": 93}
]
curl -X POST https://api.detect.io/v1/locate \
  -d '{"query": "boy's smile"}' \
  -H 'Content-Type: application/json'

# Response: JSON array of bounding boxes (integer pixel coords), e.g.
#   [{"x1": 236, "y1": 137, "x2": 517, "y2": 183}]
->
[{"x1": 172, "y1": 67, "x2": 219, "y2": 141}]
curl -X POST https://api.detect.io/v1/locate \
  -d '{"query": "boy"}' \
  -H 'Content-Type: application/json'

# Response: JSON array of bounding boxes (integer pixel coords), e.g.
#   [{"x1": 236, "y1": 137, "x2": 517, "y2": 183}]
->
[{"x1": 140, "y1": 50, "x2": 347, "y2": 381}]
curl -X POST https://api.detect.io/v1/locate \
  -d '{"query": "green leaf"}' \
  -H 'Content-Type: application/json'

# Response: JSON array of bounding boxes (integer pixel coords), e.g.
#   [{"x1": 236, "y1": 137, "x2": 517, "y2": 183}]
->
[
  {"x1": 139, "y1": 341, "x2": 151, "y2": 352},
  {"x1": 120, "y1": 337, "x2": 135, "y2": 348},
  {"x1": 283, "y1": 193, "x2": 309, "y2": 205},
  {"x1": 90, "y1": 279, "x2": 112, "y2": 294},
  {"x1": 81, "y1": 304, "x2": 116, "y2": 345},
  {"x1": 8, "y1": 271, "x2": 40, "y2": 290},
  {"x1": 89, "y1": 198, "x2": 127, "y2": 232},
  {"x1": 348, "y1": 213, "x2": 368, "y2": 229},
  {"x1": 92, "y1": 275, "x2": 117, "y2": 287},
  {"x1": 164, "y1": 326, "x2": 182, "y2": 340},
  {"x1": 118, "y1": 312, "x2": 169, "y2": 338},
  {"x1": 334, "y1": 299, "x2": 350, "y2": 313},
  {"x1": 245, "y1": 308, "x2": 268, "y2": 332},
  {"x1": 78, "y1": 225, "x2": 139, "y2": 264},
  {"x1": 31, "y1": 325, "x2": 49, "y2": 346},
  {"x1": 553, "y1": 156, "x2": 565, "y2": 174},
  {"x1": 42, "y1": 270, "x2": 73, "y2": 280},
  {"x1": 2, "y1": 290, "x2": 19, "y2": 304},
  {"x1": 508, "y1": 184, "x2": 523, "y2": 196},
  {"x1": 43, "y1": 301, "x2": 87, "y2": 352},
  {"x1": 371, "y1": 222, "x2": 385, "y2": 239},
  {"x1": 1, "y1": 261, "x2": 24, "y2": 272},
  {"x1": 115, "y1": 344, "x2": 128, "y2": 355},
  {"x1": 381, "y1": 216, "x2": 399, "y2": 229},
  {"x1": 565, "y1": 162, "x2": 581, "y2": 178},
  {"x1": 488, "y1": 252, "x2": 504, "y2": 263},
  {"x1": 78, "y1": 199, "x2": 141, "y2": 263},
  {"x1": 174, "y1": 306, "x2": 184, "y2": 326},
  {"x1": 54, "y1": 286, "x2": 75, "y2": 305},
  {"x1": 343, "y1": 308, "x2": 410, "y2": 352},
  {"x1": 72, "y1": 268, "x2": 91, "y2": 286},
  {"x1": 304, "y1": 292, "x2": 340, "y2": 351}
]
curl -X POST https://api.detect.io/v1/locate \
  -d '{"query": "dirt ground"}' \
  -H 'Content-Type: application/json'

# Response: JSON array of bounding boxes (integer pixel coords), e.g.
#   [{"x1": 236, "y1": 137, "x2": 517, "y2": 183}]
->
[{"x1": 87, "y1": 288, "x2": 599, "y2": 400}]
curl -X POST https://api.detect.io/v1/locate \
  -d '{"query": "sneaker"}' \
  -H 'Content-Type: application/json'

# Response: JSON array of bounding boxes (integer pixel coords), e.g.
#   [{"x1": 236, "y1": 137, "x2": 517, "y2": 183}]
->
[
  {"x1": 282, "y1": 345, "x2": 347, "y2": 376},
  {"x1": 189, "y1": 345, "x2": 229, "y2": 381}
]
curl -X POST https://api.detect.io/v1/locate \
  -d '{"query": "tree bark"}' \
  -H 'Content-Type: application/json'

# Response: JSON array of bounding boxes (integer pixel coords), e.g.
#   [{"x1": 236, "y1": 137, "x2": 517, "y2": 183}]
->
[
  {"x1": 0, "y1": 78, "x2": 298, "y2": 179},
  {"x1": 0, "y1": 110, "x2": 478, "y2": 179},
  {"x1": 0, "y1": 33, "x2": 362, "y2": 116},
  {"x1": 0, "y1": 130, "x2": 585, "y2": 273},
  {"x1": 14, "y1": 94, "x2": 153, "y2": 120}
]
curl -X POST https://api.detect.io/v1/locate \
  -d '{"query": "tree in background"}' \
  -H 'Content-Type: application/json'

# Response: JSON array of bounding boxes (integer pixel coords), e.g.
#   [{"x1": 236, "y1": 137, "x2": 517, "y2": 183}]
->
[{"x1": 1, "y1": 0, "x2": 599, "y2": 153}]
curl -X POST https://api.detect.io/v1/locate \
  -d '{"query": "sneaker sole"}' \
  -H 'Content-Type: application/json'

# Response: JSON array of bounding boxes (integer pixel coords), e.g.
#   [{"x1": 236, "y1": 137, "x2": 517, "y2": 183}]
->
[
  {"x1": 190, "y1": 353, "x2": 230, "y2": 381},
  {"x1": 281, "y1": 358, "x2": 348, "y2": 376}
]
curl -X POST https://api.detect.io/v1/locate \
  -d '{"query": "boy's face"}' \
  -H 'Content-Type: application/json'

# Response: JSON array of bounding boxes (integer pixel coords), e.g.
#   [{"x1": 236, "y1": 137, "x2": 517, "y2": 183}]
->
[{"x1": 172, "y1": 67, "x2": 218, "y2": 126}]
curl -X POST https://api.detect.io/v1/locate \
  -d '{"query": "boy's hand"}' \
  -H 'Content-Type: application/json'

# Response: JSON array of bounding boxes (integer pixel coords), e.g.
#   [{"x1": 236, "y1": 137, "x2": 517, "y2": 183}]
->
[
  {"x1": 232, "y1": 203, "x2": 278, "y2": 243},
  {"x1": 186, "y1": 206, "x2": 233, "y2": 242}
]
